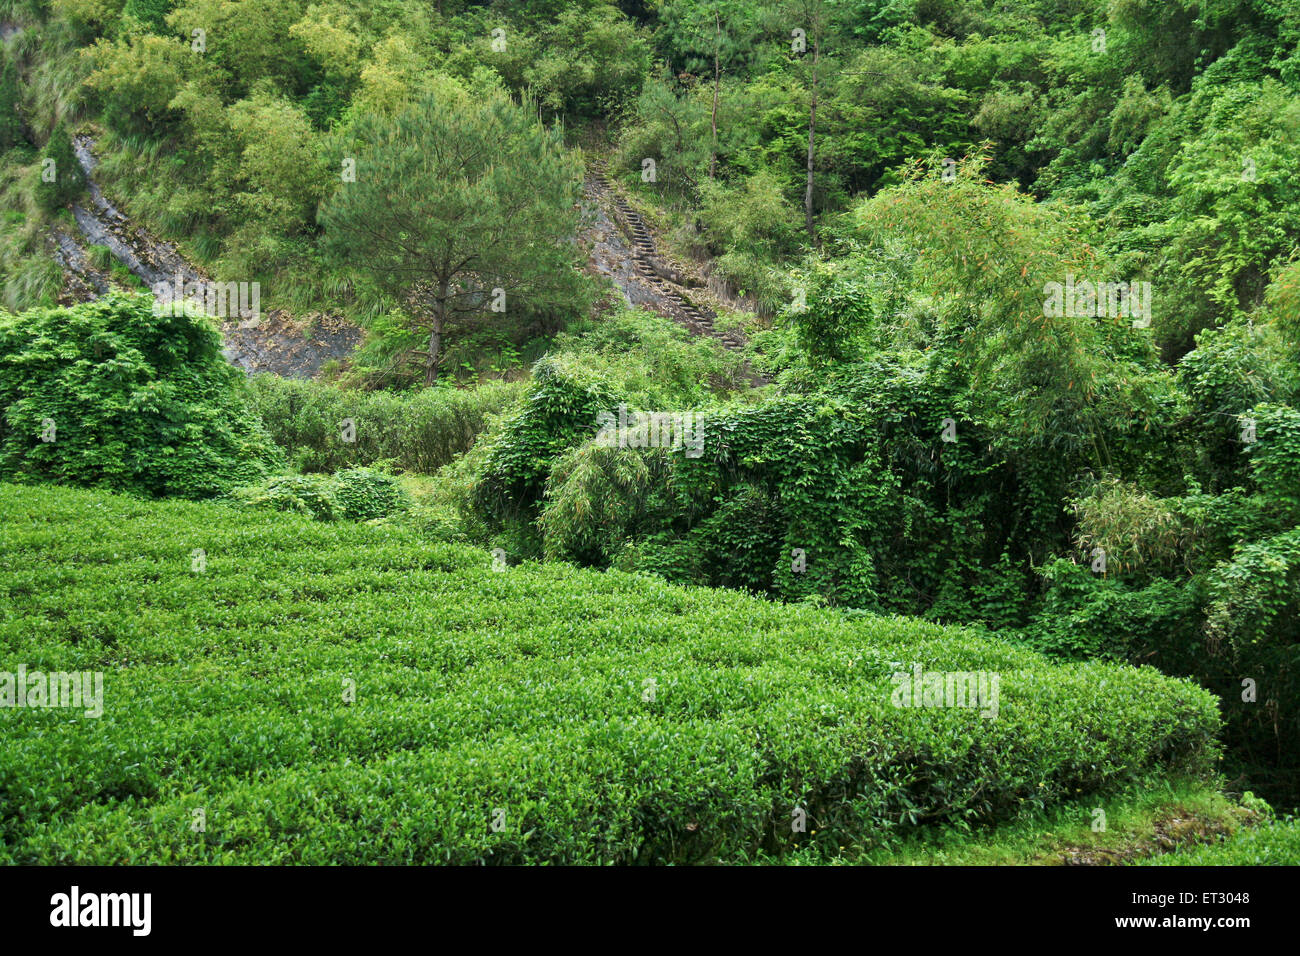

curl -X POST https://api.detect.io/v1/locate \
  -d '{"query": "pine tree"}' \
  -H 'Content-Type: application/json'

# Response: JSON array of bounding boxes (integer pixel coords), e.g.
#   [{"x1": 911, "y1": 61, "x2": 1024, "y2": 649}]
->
[
  {"x1": 37, "y1": 120, "x2": 86, "y2": 211},
  {"x1": 319, "y1": 92, "x2": 589, "y2": 386}
]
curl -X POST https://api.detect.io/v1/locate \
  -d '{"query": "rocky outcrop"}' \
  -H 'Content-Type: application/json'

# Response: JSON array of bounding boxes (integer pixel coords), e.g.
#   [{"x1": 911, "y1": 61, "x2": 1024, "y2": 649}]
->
[{"x1": 61, "y1": 134, "x2": 361, "y2": 379}]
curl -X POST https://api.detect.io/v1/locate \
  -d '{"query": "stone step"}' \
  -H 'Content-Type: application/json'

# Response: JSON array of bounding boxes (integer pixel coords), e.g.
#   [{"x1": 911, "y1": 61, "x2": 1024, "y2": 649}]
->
[{"x1": 588, "y1": 162, "x2": 755, "y2": 360}]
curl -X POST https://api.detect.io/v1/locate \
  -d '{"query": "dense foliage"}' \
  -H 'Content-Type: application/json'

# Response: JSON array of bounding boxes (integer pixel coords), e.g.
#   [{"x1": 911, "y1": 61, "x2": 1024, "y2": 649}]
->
[
  {"x1": 463, "y1": 150, "x2": 1300, "y2": 805},
  {"x1": 245, "y1": 374, "x2": 524, "y2": 474},
  {"x1": 0, "y1": 293, "x2": 280, "y2": 497},
  {"x1": 3, "y1": 0, "x2": 1299, "y2": 854},
  {"x1": 0, "y1": 484, "x2": 1218, "y2": 864},
  {"x1": 228, "y1": 466, "x2": 409, "y2": 522},
  {"x1": 318, "y1": 90, "x2": 592, "y2": 385}
]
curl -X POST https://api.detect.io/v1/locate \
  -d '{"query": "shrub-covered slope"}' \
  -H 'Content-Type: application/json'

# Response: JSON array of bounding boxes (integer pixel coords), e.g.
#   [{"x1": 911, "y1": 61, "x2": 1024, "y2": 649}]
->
[{"x1": 0, "y1": 484, "x2": 1219, "y2": 864}]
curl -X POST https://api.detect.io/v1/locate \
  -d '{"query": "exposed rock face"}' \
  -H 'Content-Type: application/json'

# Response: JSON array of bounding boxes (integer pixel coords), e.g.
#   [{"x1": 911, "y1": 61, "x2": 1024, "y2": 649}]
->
[
  {"x1": 70, "y1": 135, "x2": 208, "y2": 294},
  {"x1": 52, "y1": 138, "x2": 758, "y2": 381},
  {"x1": 48, "y1": 228, "x2": 111, "y2": 301},
  {"x1": 220, "y1": 311, "x2": 364, "y2": 379},
  {"x1": 58, "y1": 134, "x2": 362, "y2": 379}
]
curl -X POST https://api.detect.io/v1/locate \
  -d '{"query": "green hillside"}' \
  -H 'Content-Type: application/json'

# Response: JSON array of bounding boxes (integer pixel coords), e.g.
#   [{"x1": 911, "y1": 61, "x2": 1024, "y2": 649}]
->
[{"x1": 3, "y1": 0, "x2": 1299, "y2": 871}]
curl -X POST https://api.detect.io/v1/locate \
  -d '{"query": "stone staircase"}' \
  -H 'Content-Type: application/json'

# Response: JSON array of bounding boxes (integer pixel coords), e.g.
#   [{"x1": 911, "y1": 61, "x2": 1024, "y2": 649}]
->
[{"x1": 588, "y1": 162, "x2": 747, "y2": 354}]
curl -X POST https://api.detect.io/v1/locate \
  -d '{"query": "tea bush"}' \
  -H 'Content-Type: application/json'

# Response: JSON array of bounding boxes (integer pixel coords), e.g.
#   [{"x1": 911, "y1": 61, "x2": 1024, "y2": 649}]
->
[{"x1": 0, "y1": 484, "x2": 1220, "y2": 865}]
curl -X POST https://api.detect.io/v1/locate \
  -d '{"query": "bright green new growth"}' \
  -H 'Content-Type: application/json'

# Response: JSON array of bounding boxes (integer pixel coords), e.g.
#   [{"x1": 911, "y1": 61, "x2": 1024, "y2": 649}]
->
[{"x1": 0, "y1": 484, "x2": 1219, "y2": 865}]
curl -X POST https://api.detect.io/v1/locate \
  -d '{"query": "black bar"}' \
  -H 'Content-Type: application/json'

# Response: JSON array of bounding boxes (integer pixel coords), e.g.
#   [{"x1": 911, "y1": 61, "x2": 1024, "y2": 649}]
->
[{"x1": 0, "y1": 865, "x2": 1284, "y2": 943}]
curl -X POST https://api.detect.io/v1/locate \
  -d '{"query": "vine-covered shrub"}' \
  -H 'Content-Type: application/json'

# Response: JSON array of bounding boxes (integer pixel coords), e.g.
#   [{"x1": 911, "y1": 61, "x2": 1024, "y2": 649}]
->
[
  {"x1": 229, "y1": 474, "x2": 340, "y2": 521},
  {"x1": 1176, "y1": 322, "x2": 1299, "y2": 490},
  {"x1": 332, "y1": 467, "x2": 408, "y2": 521},
  {"x1": 0, "y1": 292, "x2": 281, "y2": 498},
  {"x1": 471, "y1": 354, "x2": 622, "y2": 551},
  {"x1": 1028, "y1": 400, "x2": 1300, "y2": 804},
  {"x1": 478, "y1": 352, "x2": 1070, "y2": 621},
  {"x1": 470, "y1": 161, "x2": 1180, "y2": 622},
  {"x1": 230, "y1": 468, "x2": 409, "y2": 522}
]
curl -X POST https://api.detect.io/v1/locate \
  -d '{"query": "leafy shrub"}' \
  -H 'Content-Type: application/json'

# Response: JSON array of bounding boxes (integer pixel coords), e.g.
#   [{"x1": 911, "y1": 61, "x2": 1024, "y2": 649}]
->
[
  {"x1": 490, "y1": 354, "x2": 1068, "y2": 622},
  {"x1": 229, "y1": 474, "x2": 339, "y2": 521},
  {"x1": 121, "y1": 0, "x2": 175, "y2": 32},
  {"x1": 484, "y1": 5, "x2": 651, "y2": 120},
  {"x1": 1177, "y1": 322, "x2": 1299, "y2": 487},
  {"x1": 696, "y1": 170, "x2": 802, "y2": 311},
  {"x1": 472, "y1": 354, "x2": 621, "y2": 538},
  {"x1": 230, "y1": 468, "x2": 409, "y2": 523},
  {"x1": 81, "y1": 33, "x2": 187, "y2": 136},
  {"x1": 0, "y1": 483, "x2": 1221, "y2": 864},
  {"x1": 547, "y1": 309, "x2": 753, "y2": 408},
  {"x1": 1020, "y1": 559, "x2": 1203, "y2": 661},
  {"x1": 1028, "y1": 400, "x2": 1300, "y2": 805},
  {"x1": 538, "y1": 442, "x2": 657, "y2": 565},
  {"x1": 0, "y1": 292, "x2": 282, "y2": 497},
  {"x1": 331, "y1": 466, "x2": 408, "y2": 521}
]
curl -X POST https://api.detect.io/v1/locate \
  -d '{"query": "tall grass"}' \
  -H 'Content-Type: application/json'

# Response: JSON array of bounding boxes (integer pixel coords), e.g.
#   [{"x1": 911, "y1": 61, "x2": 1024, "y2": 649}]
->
[
  {"x1": 245, "y1": 375, "x2": 527, "y2": 475},
  {"x1": 0, "y1": 152, "x2": 62, "y2": 312}
]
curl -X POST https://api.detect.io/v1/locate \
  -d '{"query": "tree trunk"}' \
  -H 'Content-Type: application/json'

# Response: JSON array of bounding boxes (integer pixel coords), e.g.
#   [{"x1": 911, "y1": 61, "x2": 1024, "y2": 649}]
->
[
  {"x1": 425, "y1": 283, "x2": 447, "y2": 387},
  {"x1": 804, "y1": 35, "x2": 819, "y2": 243},
  {"x1": 710, "y1": 12, "x2": 720, "y2": 180}
]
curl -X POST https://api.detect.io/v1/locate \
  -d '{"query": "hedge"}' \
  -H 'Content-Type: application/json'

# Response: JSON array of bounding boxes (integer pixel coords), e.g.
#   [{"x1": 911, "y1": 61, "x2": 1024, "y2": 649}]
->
[{"x1": 244, "y1": 374, "x2": 524, "y2": 475}]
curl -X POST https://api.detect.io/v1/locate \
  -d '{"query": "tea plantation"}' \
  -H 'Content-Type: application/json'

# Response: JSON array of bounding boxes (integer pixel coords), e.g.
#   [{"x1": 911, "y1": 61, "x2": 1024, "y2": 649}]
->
[{"x1": 0, "y1": 484, "x2": 1220, "y2": 864}]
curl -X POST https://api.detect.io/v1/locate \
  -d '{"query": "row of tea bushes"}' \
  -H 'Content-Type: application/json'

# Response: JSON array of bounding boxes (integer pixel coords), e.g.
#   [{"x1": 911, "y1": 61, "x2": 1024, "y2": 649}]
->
[{"x1": 0, "y1": 484, "x2": 1220, "y2": 864}]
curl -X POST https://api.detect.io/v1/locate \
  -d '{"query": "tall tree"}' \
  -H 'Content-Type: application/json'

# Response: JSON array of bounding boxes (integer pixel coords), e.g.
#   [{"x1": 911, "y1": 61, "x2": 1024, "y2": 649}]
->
[
  {"x1": 320, "y1": 92, "x2": 588, "y2": 385},
  {"x1": 779, "y1": 0, "x2": 835, "y2": 242},
  {"x1": 657, "y1": 0, "x2": 754, "y2": 181}
]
